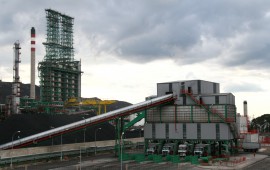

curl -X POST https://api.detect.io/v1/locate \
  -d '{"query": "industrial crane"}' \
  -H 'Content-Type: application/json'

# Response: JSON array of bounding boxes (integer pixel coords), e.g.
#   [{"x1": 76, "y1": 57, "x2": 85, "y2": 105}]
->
[{"x1": 65, "y1": 97, "x2": 116, "y2": 115}]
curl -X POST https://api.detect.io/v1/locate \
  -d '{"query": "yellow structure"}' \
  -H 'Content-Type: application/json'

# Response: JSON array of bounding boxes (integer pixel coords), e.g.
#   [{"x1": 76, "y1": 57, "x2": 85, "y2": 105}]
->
[{"x1": 65, "y1": 97, "x2": 116, "y2": 115}]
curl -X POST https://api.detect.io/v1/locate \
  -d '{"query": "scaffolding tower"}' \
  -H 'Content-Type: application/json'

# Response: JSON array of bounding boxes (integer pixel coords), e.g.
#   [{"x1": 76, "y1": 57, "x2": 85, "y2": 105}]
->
[{"x1": 38, "y1": 9, "x2": 82, "y2": 103}]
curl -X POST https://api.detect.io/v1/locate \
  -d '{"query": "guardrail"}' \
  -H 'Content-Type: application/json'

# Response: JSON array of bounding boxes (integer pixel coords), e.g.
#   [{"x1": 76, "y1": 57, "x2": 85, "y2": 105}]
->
[{"x1": 0, "y1": 138, "x2": 144, "y2": 167}]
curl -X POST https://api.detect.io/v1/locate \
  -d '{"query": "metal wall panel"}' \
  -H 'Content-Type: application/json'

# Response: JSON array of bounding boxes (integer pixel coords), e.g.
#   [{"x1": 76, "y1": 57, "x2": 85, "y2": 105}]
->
[
  {"x1": 155, "y1": 123, "x2": 166, "y2": 139},
  {"x1": 157, "y1": 83, "x2": 169, "y2": 97},
  {"x1": 169, "y1": 123, "x2": 183, "y2": 139},
  {"x1": 186, "y1": 123, "x2": 197, "y2": 139},
  {"x1": 202, "y1": 96, "x2": 215, "y2": 104},
  {"x1": 172, "y1": 82, "x2": 180, "y2": 97},
  {"x1": 144, "y1": 123, "x2": 152, "y2": 139},
  {"x1": 145, "y1": 123, "x2": 235, "y2": 140},
  {"x1": 199, "y1": 93, "x2": 235, "y2": 105},
  {"x1": 184, "y1": 81, "x2": 199, "y2": 94},
  {"x1": 220, "y1": 123, "x2": 233, "y2": 140},
  {"x1": 201, "y1": 81, "x2": 220, "y2": 94},
  {"x1": 201, "y1": 123, "x2": 216, "y2": 139}
]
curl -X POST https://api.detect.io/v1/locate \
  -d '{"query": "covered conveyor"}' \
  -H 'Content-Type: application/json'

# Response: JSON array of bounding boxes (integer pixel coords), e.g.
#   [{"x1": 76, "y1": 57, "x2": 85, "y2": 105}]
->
[{"x1": 0, "y1": 94, "x2": 175, "y2": 150}]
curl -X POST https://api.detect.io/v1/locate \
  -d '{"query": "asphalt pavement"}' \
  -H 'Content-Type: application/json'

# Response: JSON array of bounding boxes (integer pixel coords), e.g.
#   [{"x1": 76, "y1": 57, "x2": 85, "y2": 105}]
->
[{"x1": 6, "y1": 148, "x2": 270, "y2": 170}]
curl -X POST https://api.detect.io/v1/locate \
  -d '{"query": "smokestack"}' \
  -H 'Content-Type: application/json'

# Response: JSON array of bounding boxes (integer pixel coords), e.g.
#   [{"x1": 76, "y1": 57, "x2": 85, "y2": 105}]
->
[
  {"x1": 243, "y1": 101, "x2": 248, "y2": 117},
  {"x1": 12, "y1": 41, "x2": 21, "y2": 114},
  {"x1": 30, "y1": 27, "x2": 35, "y2": 99}
]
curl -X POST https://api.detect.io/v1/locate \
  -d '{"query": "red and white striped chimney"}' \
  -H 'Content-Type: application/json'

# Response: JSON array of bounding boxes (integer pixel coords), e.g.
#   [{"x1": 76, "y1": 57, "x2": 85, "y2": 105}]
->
[{"x1": 30, "y1": 27, "x2": 35, "y2": 99}]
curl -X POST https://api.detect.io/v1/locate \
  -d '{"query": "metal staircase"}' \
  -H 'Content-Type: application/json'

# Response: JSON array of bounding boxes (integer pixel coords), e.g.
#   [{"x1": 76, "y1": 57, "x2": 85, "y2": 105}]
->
[
  {"x1": 181, "y1": 90, "x2": 238, "y2": 138},
  {"x1": 181, "y1": 90, "x2": 229, "y2": 122}
]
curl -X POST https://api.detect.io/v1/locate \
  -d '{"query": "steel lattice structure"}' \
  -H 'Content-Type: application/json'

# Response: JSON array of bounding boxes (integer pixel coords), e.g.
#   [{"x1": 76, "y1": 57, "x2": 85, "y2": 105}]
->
[{"x1": 38, "y1": 9, "x2": 82, "y2": 103}]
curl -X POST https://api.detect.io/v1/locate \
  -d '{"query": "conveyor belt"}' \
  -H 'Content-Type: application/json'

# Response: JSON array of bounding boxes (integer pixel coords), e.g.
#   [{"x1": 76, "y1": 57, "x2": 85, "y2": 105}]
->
[{"x1": 0, "y1": 94, "x2": 175, "y2": 150}]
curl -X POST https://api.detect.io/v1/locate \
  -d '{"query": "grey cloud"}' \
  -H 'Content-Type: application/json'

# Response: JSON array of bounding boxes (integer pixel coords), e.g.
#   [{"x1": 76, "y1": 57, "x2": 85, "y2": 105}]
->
[
  {"x1": 224, "y1": 82, "x2": 263, "y2": 93},
  {"x1": 75, "y1": 0, "x2": 270, "y2": 69},
  {"x1": 1, "y1": 0, "x2": 270, "y2": 69}
]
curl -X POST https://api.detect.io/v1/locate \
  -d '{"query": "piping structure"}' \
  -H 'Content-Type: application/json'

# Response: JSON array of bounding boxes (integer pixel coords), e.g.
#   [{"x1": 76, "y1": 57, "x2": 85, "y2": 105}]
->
[{"x1": 0, "y1": 94, "x2": 175, "y2": 150}]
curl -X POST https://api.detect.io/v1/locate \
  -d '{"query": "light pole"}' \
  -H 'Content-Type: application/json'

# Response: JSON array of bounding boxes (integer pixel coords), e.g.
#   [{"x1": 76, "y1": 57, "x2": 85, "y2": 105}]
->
[
  {"x1": 121, "y1": 132, "x2": 125, "y2": 170},
  {"x1": 50, "y1": 126, "x2": 54, "y2": 146},
  {"x1": 79, "y1": 146, "x2": 87, "y2": 170},
  {"x1": 60, "y1": 133, "x2": 63, "y2": 161},
  {"x1": 82, "y1": 117, "x2": 86, "y2": 144},
  {"x1": 94, "y1": 128, "x2": 102, "y2": 155},
  {"x1": 11, "y1": 130, "x2": 20, "y2": 168}
]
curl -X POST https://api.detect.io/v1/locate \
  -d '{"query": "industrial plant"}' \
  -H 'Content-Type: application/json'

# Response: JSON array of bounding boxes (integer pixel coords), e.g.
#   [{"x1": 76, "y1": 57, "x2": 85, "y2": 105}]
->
[{"x1": 0, "y1": 8, "x2": 267, "y2": 169}]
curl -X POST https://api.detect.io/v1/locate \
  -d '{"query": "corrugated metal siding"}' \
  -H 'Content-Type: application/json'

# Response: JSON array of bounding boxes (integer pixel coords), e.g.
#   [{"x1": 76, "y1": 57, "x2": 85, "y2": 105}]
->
[
  {"x1": 146, "y1": 107, "x2": 160, "y2": 122},
  {"x1": 155, "y1": 123, "x2": 166, "y2": 139},
  {"x1": 161, "y1": 106, "x2": 175, "y2": 122},
  {"x1": 146, "y1": 105, "x2": 236, "y2": 123},
  {"x1": 177, "y1": 106, "x2": 192, "y2": 122},
  {"x1": 193, "y1": 106, "x2": 208, "y2": 122},
  {"x1": 201, "y1": 124, "x2": 216, "y2": 139}
]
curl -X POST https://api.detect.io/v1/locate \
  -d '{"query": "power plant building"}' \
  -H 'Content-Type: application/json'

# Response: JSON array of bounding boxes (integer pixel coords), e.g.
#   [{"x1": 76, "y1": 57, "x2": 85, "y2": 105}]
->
[
  {"x1": 145, "y1": 80, "x2": 238, "y2": 145},
  {"x1": 38, "y1": 9, "x2": 82, "y2": 102}
]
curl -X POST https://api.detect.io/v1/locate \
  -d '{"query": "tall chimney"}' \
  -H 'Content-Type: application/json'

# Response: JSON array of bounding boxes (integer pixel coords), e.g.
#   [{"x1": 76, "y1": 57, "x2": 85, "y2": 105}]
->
[
  {"x1": 243, "y1": 101, "x2": 248, "y2": 117},
  {"x1": 30, "y1": 27, "x2": 35, "y2": 99},
  {"x1": 12, "y1": 41, "x2": 21, "y2": 114}
]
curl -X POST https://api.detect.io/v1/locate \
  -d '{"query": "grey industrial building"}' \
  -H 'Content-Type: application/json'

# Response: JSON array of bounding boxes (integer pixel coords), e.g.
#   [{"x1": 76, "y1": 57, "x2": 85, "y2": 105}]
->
[{"x1": 144, "y1": 80, "x2": 238, "y2": 153}]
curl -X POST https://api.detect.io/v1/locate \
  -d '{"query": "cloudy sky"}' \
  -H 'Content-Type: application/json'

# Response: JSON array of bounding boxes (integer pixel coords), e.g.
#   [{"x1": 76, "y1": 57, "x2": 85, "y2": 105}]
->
[{"x1": 0, "y1": 0, "x2": 270, "y2": 118}]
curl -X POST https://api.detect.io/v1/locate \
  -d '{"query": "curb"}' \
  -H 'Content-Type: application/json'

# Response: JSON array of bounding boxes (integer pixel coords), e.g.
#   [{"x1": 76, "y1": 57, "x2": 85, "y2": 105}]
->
[{"x1": 240, "y1": 156, "x2": 269, "y2": 169}]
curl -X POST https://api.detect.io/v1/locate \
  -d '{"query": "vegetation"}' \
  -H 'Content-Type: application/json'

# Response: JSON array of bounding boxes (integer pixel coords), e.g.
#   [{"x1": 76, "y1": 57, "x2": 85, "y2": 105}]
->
[{"x1": 250, "y1": 114, "x2": 270, "y2": 132}]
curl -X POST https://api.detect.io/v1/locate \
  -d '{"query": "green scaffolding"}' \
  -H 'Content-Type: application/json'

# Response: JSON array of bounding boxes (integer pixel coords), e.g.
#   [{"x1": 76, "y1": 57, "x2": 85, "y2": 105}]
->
[{"x1": 38, "y1": 9, "x2": 82, "y2": 104}]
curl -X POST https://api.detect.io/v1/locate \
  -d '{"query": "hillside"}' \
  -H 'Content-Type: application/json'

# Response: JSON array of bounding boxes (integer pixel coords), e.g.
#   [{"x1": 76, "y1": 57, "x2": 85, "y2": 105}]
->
[{"x1": 0, "y1": 81, "x2": 40, "y2": 104}]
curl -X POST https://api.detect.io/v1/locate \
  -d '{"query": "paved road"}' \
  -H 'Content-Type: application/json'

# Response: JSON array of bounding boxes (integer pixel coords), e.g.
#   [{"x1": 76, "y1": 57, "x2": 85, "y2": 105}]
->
[
  {"x1": 10, "y1": 149, "x2": 270, "y2": 170},
  {"x1": 244, "y1": 157, "x2": 270, "y2": 170}
]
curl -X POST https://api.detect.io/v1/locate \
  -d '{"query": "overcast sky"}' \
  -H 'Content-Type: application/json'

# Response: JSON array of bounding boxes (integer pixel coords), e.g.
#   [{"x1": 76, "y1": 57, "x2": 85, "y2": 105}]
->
[{"x1": 0, "y1": 0, "x2": 270, "y2": 118}]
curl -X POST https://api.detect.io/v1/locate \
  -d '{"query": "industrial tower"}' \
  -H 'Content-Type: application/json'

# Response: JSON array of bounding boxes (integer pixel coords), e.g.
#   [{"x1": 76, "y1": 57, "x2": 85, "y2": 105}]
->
[{"x1": 38, "y1": 9, "x2": 82, "y2": 103}]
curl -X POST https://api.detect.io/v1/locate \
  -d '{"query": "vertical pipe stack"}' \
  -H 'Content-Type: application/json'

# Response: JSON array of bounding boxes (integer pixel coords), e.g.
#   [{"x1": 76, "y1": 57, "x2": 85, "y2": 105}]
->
[
  {"x1": 243, "y1": 101, "x2": 248, "y2": 117},
  {"x1": 30, "y1": 27, "x2": 35, "y2": 99},
  {"x1": 12, "y1": 42, "x2": 21, "y2": 114}
]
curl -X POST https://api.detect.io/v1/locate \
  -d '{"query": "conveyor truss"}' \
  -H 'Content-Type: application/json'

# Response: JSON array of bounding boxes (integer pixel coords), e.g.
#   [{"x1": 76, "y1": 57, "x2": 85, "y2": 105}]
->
[{"x1": 0, "y1": 94, "x2": 175, "y2": 150}]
